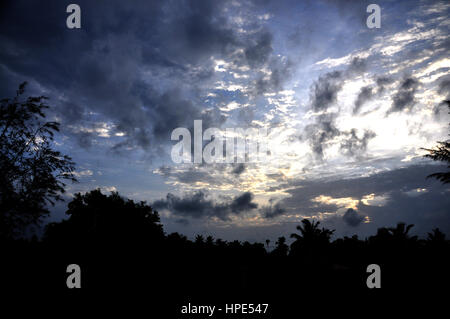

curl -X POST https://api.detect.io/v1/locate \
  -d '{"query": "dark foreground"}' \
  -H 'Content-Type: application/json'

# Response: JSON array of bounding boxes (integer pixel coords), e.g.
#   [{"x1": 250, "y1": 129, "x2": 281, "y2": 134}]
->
[{"x1": 1, "y1": 190, "x2": 449, "y2": 316}]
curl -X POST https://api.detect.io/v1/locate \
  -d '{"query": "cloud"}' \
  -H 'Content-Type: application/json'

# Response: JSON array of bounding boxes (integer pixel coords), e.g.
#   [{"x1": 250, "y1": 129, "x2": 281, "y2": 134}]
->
[
  {"x1": 376, "y1": 76, "x2": 394, "y2": 91},
  {"x1": 303, "y1": 113, "x2": 341, "y2": 159},
  {"x1": 353, "y1": 86, "x2": 374, "y2": 115},
  {"x1": 154, "y1": 165, "x2": 234, "y2": 188},
  {"x1": 353, "y1": 76, "x2": 393, "y2": 114},
  {"x1": 347, "y1": 57, "x2": 367, "y2": 75},
  {"x1": 340, "y1": 129, "x2": 376, "y2": 157},
  {"x1": 304, "y1": 59, "x2": 371, "y2": 159},
  {"x1": 438, "y1": 76, "x2": 450, "y2": 98},
  {"x1": 232, "y1": 163, "x2": 246, "y2": 176},
  {"x1": 254, "y1": 57, "x2": 294, "y2": 95},
  {"x1": 244, "y1": 31, "x2": 273, "y2": 68},
  {"x1": 153, "y1": 191, "x2": 258, "y2": 220},
  {"x1": 261, "y1": 202, "x2": 286, "y2": 219},
  {"x1": 305, "y1": 120, "x2": 376, "y2": 161},
  {"x1": 310, "y1": 71, "x2": 344, "y2": 112},
  {"x1": 72, "y1": 170, "x2": 94, "y2": 178},
  {"x1": 0, "y1": 0, "x2": 276, "y2": 154},
  {"x1": 343, "y1": 208, "x2": 365, "y2": 227},
  {"x1": 389, "y1": 77, "x2": 419, "y2": 113},
  {"x1": 230, "y1": 192, "x2": 258, "y2": 212},
  {"x1": 311, "y1": 57, "x2": 366, "y2": 102}
]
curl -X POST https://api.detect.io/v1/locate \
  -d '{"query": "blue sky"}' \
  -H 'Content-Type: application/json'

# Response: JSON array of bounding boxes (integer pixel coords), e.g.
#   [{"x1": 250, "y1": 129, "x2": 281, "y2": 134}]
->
[{"x1": 0, "y1": 0, "x2": 449, "y2": 243}]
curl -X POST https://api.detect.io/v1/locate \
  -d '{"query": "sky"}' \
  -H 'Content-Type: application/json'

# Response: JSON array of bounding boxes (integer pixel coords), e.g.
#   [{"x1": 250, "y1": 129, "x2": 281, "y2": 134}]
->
[{"x1": 0, "y1": 0, "x2": 449, "y2": 244}]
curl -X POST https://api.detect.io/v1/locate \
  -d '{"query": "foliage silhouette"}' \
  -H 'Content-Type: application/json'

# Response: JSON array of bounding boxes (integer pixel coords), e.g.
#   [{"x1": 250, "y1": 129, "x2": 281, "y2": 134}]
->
[
  {"x1": 271, "y1": 236, "x2": 289, "y2": 257},
  {"x1": 388, "y1": 222, "x2": 417, "y2": 242},
  {"x1": 289, "y1": 219, "x2": 335, "y2": 258},
  {"x1": 422, "y1": 100, "x2": 450, "y2": 184},
  {"x1": 427, "y1": 227, "x2": 446, "y2": 242},
  {"x1": 44, "y1": 189, "x2": 164, "y2": 246},
  {"x1": 0, "y1": 83, "x2": 76, "y2": 239}
]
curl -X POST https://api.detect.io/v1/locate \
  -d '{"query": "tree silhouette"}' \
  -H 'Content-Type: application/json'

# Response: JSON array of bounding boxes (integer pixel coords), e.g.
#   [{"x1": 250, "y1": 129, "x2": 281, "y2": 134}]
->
[
  {"x1": 195, "y1": 234, "x2": 205, "y2": 245},
  {"x1": 427, "y1": 228, "x2": 446, "y2": 242},
  {"x1": 205, "y1": 235, "x2": 214, "y2": 247},
  {"x1": 44, "y1": 189, "x2": 164, "y2": 245},
  {"x1": 271, "y1": 236, "x2": 289, "y2": 257},
  {"x1": 0, "y1": 82, "x2": 76, "y2": 239},
  {"x1": 388, "y1": 222, "x2": 417, "y2": 241},
  {"x1": 369, "y1": 223, "x2": 417, "y2": 246},
  {"x1": 289, "y1": 219, "x2": 335, "y2": 259},
  {"x1": 422, "y1": 100, "x2": 450, "y2": 184},
  {"x1": 290, "y1": 219, "x2": 334, "y2": 246}
]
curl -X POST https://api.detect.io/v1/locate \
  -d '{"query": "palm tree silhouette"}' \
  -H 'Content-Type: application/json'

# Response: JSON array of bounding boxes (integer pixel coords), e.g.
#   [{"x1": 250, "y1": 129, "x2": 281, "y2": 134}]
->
[
  {"x1": 388, "y1": 223, "x2": 417, "y2": 241},
  {"x1": 427, "y1": 228, "x2": 446, "y2": 242},
  {"x1": 289, "y1": 219, "x2": 334, "y2": 259},
  {"x1": 290, "y1": 219, "x2": 334, "y2": 245}
]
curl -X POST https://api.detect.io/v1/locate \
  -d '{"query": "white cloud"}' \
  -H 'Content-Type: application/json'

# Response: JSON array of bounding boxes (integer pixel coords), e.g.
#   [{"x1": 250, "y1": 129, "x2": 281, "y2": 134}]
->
[{"x1": 73, "y1": 170, "x2": 94, "y2": 178}]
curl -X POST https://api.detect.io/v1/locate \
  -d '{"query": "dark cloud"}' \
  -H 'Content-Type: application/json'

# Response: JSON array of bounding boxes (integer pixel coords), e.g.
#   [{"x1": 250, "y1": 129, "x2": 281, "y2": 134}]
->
[
  {"x1": 232, "y1": 163, "x2": 246, "y2": 176},
  {"x1": 343, "y1": 208, "x2": 365, "y2": 227},
  {"x1": 438, "y1": 76, "x2": 450, "y2": 98},
  {"x1": 432, "y1": 76, "x2": 450, "y2": 116},
  {"x1": 230, "y1": 192, "x2": 258, "y2": 213},
  {"x1": 305, "y1": 114, "x2": 374, "y2": 160},
  {"x1": 261, "y1": 202, "x2": 286, "y2": 219},
  {"x1": 244, "y1": 31, "x2": 273, "y2": 68},
  {"x1": 153, "y1": 192, "x2": 223, "y2": 219},
  {"x1": 303, "y1": 113, "x2": 341, "y2": 159},
  {"x1": 310, "y1": 71, "x2": 344, "y2": 112},
  {"x1": 389, "y1": 77, "x2": 419, "y2": 113},
  {"x1": 353, "y1": 76, "x2": 393, "y2": 114},
  {"x1": 340, "y1": 129, "x2": 376, "y2": 157},
  {"x1": 155, "y1": 165, "x2": 234, "y2": 187},
  {"x1": 0, "y1": 0, "x2": 275, "y2": 153},
  {"x1": 309, "y1": 58, "x2": 367, "y2": 112},
  {"x1": 254, "y1": 57, "x2": 294, "y2": 95},
  {"x1": 162, "y1": 0, "x2": 238, "y2": 63},
  {"x1": 347, "y1": 57, "x2": 367, "y2": 75},
  {"x1": 149, "y1": 89, "x2": 224, "y2": 143},
  {"x1": 353, "y1": 86, "x2": 374, "y2": 115},
  {"x1": 376, "y1": 76, "x2": 394, "y2": 91},
  {"x1": 153, "y1": 191, "x2": 258, "y2": 220},
  {"x1": 305, "y1": 60, "x2": 370, "y2": 159}
]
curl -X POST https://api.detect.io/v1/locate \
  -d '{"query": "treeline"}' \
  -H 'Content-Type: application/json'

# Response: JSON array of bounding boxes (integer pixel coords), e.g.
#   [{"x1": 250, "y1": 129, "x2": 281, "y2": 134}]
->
[{"x1": 2, "y1": 189, "x2": 449, "y2": 299}]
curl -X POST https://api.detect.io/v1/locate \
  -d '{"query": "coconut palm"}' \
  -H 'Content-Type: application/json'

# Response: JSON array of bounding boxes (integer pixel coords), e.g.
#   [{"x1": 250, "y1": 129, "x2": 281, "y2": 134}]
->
[{"x1": 289, "y1": 219, "x2": 334, "y2": 258}]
